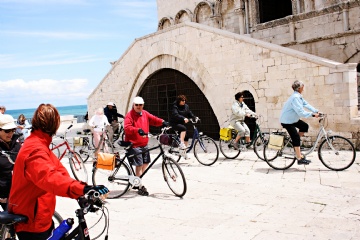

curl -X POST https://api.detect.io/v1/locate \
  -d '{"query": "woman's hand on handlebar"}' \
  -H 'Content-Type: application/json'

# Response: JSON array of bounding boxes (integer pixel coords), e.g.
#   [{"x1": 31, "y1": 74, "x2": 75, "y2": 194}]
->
[{"x1": 84, "y1": 185, "x2": 109, "y2": 195}]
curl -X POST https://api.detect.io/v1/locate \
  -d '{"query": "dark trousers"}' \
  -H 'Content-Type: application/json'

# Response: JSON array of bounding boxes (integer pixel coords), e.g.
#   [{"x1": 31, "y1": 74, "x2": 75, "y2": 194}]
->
[
  {"x1": 281, "y1": 120, "x2": 309, "y2": 147},
  {"x1": 171, "y1": 123, "x2": 189, "y2": 141}
]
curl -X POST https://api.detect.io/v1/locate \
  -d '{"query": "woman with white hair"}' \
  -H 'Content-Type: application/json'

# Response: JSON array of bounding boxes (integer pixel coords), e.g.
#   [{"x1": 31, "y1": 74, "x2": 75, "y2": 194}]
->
[
  {"x1": 280, "y1": 80, "x2": 320, "y2": 165},
  {"x1": 89, "y1": 108, "x2": 110, "y2": 156}
]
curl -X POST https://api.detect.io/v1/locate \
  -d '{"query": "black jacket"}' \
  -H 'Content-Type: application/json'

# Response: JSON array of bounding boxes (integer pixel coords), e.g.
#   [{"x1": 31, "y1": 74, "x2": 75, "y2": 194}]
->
[
  {"x1": 0, "y1": 134, "x2": 21, "y2": 198},
  {"x1": 169, "y1": 101, "x2": 195, "y2": 125},
  {"x1": 104, "y1": 106, "x2": 124, "y2": 123}
]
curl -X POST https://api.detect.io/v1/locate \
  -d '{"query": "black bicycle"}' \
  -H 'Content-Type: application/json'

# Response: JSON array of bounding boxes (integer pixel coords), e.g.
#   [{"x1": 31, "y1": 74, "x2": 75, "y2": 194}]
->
[
  {"x1": 159, "y1": 118, "x2": 219, "y2": 166},
  {"x1": 92, "y1": 128, "x2": 187, "y2": 198},
  {"x1": 0, "y1": 191, "x2": 109, "y2": 240}
]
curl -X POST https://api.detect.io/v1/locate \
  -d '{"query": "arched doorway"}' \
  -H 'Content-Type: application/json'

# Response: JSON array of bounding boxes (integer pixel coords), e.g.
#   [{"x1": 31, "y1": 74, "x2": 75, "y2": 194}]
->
[
  {"x1": 138, "y1": 68, "x2": 220, "y2": 139},
  {"x1": 259, "y1": 0, "x2": 293, "y2": 23}
]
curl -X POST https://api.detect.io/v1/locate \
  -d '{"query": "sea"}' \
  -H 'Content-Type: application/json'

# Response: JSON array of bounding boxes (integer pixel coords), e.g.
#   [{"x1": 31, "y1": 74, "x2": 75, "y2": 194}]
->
[{"x1": 6, "y1": 105, "x2": 88, "y2": 120}]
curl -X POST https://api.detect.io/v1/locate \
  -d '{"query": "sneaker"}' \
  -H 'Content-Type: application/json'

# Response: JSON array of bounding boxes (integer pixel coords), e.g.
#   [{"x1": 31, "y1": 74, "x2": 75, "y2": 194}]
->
[
  {"x1": 232, "y1": 142, "x2": 239, "y2": 150},
  {"x1": 246, "y1": 143, "x2": 253, "y2": 149},
  {"x1": 138, "y1": 186, "x2": 149, "y2": 196},
  {"x1": 179, "y1": 142, "x2": 186, "y2": 150},
  {"x1": 297, "y1": 157, "x2": 311, "y2": 165}
]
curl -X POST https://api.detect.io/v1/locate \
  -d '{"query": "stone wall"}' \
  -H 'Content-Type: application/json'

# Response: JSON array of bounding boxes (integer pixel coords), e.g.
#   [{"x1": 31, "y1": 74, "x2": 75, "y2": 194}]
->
[{"x1": 88, "y1": 22, "x2": 359, "y2": 143}]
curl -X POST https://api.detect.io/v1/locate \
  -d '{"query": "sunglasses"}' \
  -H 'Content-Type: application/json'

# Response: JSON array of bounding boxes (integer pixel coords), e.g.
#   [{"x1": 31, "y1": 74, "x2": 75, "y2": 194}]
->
[
  {"x1": 0, "y1": 128, "x2": 16, "y2": 133},
  {"x1": 135, "y1": 104, "x2": 143, "y2": 107}
]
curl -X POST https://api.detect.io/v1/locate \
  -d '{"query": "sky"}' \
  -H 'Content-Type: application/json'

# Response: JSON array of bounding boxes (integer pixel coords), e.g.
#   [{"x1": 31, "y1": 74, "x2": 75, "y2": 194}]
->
[{"x1": 0, "y1": 0, "x2": 158, "y2": 110}]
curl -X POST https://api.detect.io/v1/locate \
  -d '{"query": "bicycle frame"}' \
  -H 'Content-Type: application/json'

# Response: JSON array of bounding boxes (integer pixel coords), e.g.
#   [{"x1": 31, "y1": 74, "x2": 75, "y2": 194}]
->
[{"x1": 52, "y1": 140, "x2": 76, "y2": 160}]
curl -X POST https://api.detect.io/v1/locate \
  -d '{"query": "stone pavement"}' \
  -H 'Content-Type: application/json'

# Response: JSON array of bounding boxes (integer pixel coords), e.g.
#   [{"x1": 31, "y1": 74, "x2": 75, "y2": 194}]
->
[{"x1": 56, "y1": 123, "x2": 360, "y2": 240}]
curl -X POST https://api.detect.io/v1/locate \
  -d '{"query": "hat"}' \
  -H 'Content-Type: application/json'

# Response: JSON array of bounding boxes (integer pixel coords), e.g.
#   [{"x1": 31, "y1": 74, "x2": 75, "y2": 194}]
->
[
  {"x1": 0, "y1": 114, "x2": 17, "y2": 130},
  {"x1": 107, "y1": 102, "x2": 115, "y2": 106},
  {"x1": 133, "y1": 96, "x2": 145, "y2": 104}
]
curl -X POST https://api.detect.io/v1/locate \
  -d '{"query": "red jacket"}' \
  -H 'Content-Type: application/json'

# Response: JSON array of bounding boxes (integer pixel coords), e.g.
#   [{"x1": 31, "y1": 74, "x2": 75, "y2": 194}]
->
[
  {"x1": 124, "y1": 109, "x2": 163, "y2": 148},
  {"x1": 8, "y1": 130, "x2": 86, "y2": 233}
]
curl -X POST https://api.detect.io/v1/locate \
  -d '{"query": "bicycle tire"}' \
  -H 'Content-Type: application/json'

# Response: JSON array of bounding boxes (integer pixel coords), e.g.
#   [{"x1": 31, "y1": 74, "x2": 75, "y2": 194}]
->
[
  {"x1": 264, "y1": 138, "x2": 295, "y2": 170},
  {"x1": 161, "y1": 136, "x2": 181, "y2": 162},
  {"x1": 50, "y1": 142, "x2": 60, "y2": 159},
  {"x1": 219, "y1": 139, "x2": 241, "y2": 159},
  {"x1": 75, "y1": 139, "x2": 91, "y2": 162},
  {"x1": 194, "y1": 136, "x2": 219, "y2": 166},
  {"x1": 162, "y1": 156, "x2": 187, "y2": 197},
  {"x1": 92, "y1": 161, "x2": 131, "y2": 198},
  {"x1": 69, "y1": 152, "x2": 88, "y2": 183},
  {"x1": 318, "y1": 135, "x2": 356, "y2": 171},
  {"x1": 253, "y1": 132, "x2": 270, "y2": 161}
]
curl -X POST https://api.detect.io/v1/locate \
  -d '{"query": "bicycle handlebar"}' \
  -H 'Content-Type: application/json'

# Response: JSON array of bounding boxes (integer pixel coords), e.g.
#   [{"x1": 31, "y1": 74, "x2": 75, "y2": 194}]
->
[
  {"x1": 189, "y1": 117, "x2": 201, "y2": 124},
  {"x1": 78, "y1": 190, "x2": 105, "y2": 212}
]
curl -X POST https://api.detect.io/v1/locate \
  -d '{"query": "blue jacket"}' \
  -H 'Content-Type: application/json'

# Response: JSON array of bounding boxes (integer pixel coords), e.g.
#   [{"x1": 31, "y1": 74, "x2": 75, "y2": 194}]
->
[{"x1": 280, "y1": 91, "x2": 318, "y2": 124}]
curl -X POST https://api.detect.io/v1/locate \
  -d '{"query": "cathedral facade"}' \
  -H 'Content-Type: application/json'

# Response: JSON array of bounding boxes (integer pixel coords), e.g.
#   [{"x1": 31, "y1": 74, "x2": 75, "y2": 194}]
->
[{"x1": 88, "y1": 0, "x2": 360, "y2": 146}]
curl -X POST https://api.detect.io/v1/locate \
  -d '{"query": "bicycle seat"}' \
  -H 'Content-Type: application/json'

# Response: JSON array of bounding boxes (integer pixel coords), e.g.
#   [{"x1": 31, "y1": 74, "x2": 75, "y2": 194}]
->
[
  {"x1": 0, "y1": 211, "x2": 28, "y2": 224},
  {"x1": 83, "y1": 129, "x2": 91, "y2": 134}
]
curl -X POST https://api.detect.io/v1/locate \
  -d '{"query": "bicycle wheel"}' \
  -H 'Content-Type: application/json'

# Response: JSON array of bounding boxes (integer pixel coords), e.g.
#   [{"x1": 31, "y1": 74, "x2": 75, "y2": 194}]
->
[
  {"x1": 50, "y1": 143, "x2": 60, "y2": 159},
  {"x1": 253, "y1": 132, "x2": 270, "y2": 160},
  {"x1": 161, "y1": 136, "x2": 181, "y2": 162},
  {"x1": 318, "y1": 135, "x2": 356, "y2": 171},
  {"x1": 162, "y1": 156, "x2": 187, "y2": 197},
  {"x1": 69, "y1": 152, "x2": 88, "y2": 183},
  {"x1": 92, "y1": 161, "x2": 131, "y2": 198},
  {"x1": 85, "y1": 209, "x2": 108, "y2": 240},
  {"x1": 264, "y1": 139, "x2": 295, "y2": 170},
  {"x1": 219, "y1": 138, "x2": 241, "y2": 159},
  {"x1": 75, "y1": 139, "x2": 91, "y2": 162},
  {"x1": 194, "y1": 136, "x2": 219, "y2": 166}
]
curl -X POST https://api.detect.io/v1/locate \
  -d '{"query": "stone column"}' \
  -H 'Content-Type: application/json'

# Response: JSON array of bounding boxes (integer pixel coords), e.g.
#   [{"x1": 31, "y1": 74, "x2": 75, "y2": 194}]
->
[
  {"x1": 289, "y1": 19, "x2": 296, "y2": 42},
  {"x1": 244, "y1": 0, "x2": 249, "y2": 34},
  {"x1": 343, "y1": 8, "x2": 349, "y2": 31},
  {"x1": 235, "y1": 7, "x2": 245, "y2": 34}
]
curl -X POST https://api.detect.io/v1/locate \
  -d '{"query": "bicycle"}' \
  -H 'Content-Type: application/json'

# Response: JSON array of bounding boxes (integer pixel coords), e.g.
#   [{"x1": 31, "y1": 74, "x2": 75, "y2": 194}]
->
[
  {"x1": 0, "y1": 191, "x2": 109, "y2": 240},
  {"x1": 219, "y1": 115, "x2": 270, "y2": 160},
  {"x1": 76, "y1": 126, "x2": 115, "y2": 162},
  {"x1": 91, "y1": 119, "x2": 124, "y2": 148},
  {"x1": 50, "y1": 124, "x2": 88, "y2": 183},
  {"x1": 92, "y1": 128, "x2": 187, "y2": 198},
  {"x1": 263, "y1": 114, "x2": 356, "y2": 171},
  {"x1": 160, "y1": 118, "x2": 219, "y2": 166}
]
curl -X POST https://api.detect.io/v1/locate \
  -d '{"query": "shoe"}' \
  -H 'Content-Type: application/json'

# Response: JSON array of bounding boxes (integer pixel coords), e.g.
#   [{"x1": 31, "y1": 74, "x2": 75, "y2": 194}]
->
[
  {"x1": 138, "y1": 186, "x2": 149, "y2": 196},
  {"x1": 133, "y1": 186, "x2": 139, "y2": 190},
  {"x1": 246, "y1": 143, "x2": 253, "y2": 149},
  {"x1": 297, "y1": 157, "x2": 311, "y2": 165},
  {"x1": 179, "y1": 142, "x2": 186, "y2": 150}
]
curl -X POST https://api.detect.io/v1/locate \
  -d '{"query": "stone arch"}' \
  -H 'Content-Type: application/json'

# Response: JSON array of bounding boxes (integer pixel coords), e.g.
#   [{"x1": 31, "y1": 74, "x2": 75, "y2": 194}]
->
[
  {"x1": 219, "y1": 0, "x2": 238, "y2": 32},
  {"x1": 138, "y1": 68, "x2": 220, "y2": 138},
  {"x1": 175, "y1": 9, "x2": 193, "y2": 24},
  {"x1": 158, "y1": 17, "x2": 174, "y2": 30},
  {"x1": 194, "y1": 1, "x2": 215, "y2": 26}
]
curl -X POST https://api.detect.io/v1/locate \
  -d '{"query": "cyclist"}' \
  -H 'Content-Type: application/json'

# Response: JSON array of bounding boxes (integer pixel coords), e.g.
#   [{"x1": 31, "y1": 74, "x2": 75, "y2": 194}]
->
[
  {"x1": 230, "y1": 91, "x2": 256, "y2": 150},
  {"x1": 8, "y1": 103, "x2": 109, "y2": 240},
  {"x1": 124, "y1": 96, "x2": 169, "y2": 196},
  {"x1": 169, "y1": 95, "x2": 196, "y2": 150},
  {"x1": 104, "y1": 102, "x2": 124, "y2": 145},
  {"x1": 89, "y1": 107, "x2": 110, "y2": 156},
  {"x1": 0, "y1": 114, "x2": 21, "y2": 211},
  {"x1": 16, "y1": 114, "x2": 32, "y2": 142},
  {"x1": 280, "y1": 80, "x2": 320, "y2": 165}
]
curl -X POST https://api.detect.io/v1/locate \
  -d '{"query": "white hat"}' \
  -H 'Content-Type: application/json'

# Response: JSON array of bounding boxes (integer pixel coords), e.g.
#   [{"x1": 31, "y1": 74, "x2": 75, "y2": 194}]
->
[
  {"x1": 0, "y1": 114, "x2": 17, "y2": 130},
  {"x1": 107, "y1": 102, "x2": 115, "y2": 106},
  {"x1": 133, "y1": 96, "x2": 145, "y2": 104}
]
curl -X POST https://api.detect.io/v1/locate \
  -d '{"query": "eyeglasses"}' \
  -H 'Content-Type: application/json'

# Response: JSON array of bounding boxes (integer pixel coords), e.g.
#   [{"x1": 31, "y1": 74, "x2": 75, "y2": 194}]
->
[
  {"x1": 180, "y1": 100, "x2": 186, "y2": 102},
  {"x1": 135, "y1": 104, "x2": 143, "y2": 107},
  {"x1": 0, "y1": 128, "x2": 16, "y2": 133}
]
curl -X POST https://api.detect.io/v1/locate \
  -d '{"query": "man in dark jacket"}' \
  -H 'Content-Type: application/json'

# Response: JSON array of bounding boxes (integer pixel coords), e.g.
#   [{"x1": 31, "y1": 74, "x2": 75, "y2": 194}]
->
[
  {"x1": 0, "y1": 114, "x2": 21, "y2": 210},
  {"x1": 104, "y1": 102, "x2": 124, "y2": 144}
]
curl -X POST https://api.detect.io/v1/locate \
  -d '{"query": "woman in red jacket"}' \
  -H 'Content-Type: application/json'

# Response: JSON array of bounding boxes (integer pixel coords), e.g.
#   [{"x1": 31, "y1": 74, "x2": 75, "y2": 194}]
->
[{"x1": 8, "y1": 103, "x2": 108, "y2": 240}]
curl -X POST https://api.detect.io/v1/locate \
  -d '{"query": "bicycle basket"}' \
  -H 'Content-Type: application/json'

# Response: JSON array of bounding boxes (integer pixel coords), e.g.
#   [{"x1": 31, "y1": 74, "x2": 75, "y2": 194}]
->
[
  {"x1": 268, "y1": 134, "x2": 284, "y2": 150},
  {"x1": 97, "y1": 152, "x2": 116, "y2": 170},
  {"x1": 73, "y1": 137, "x2": 84, "y2": 147},
  {"x1": 219, "y1": 128, "x2": 232, "y2": 141},
  {"x1": 159, "y1": 134, "x2": 173, "y2": 146}
]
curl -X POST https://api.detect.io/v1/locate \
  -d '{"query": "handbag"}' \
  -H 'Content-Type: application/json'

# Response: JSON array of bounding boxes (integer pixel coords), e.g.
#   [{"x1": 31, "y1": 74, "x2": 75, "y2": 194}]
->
[
  {"x1": 219, "y1": 128, "x2": 232, "y2": 141},
  {"x1": 159, "y1": 134, "x2": 173, "y2": 146},
  {"x1": 97, "y1": 152, "x2": 116, "y2": 170},
  {"x1": 268, "y1": 134, "x2": 284, "y2": 150},
  {"x1": 73, "y1": 137, "x2": 83, "y2": 147}
]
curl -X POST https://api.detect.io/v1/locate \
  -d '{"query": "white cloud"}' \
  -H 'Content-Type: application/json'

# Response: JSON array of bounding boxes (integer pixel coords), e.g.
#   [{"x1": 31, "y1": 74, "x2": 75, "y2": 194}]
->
[
  {"x1": 0, "y1": 30, "x2": 108, "y2": 40},
  {"x1": 0, "y1": 78, "x2": 92, "y2": 109}
]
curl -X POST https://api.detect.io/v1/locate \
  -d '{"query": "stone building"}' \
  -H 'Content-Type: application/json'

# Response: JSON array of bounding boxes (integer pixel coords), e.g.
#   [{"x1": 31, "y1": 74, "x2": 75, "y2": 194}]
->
[{"x1": 88, "y1": 0, "x2": 360, "y2": 146}]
